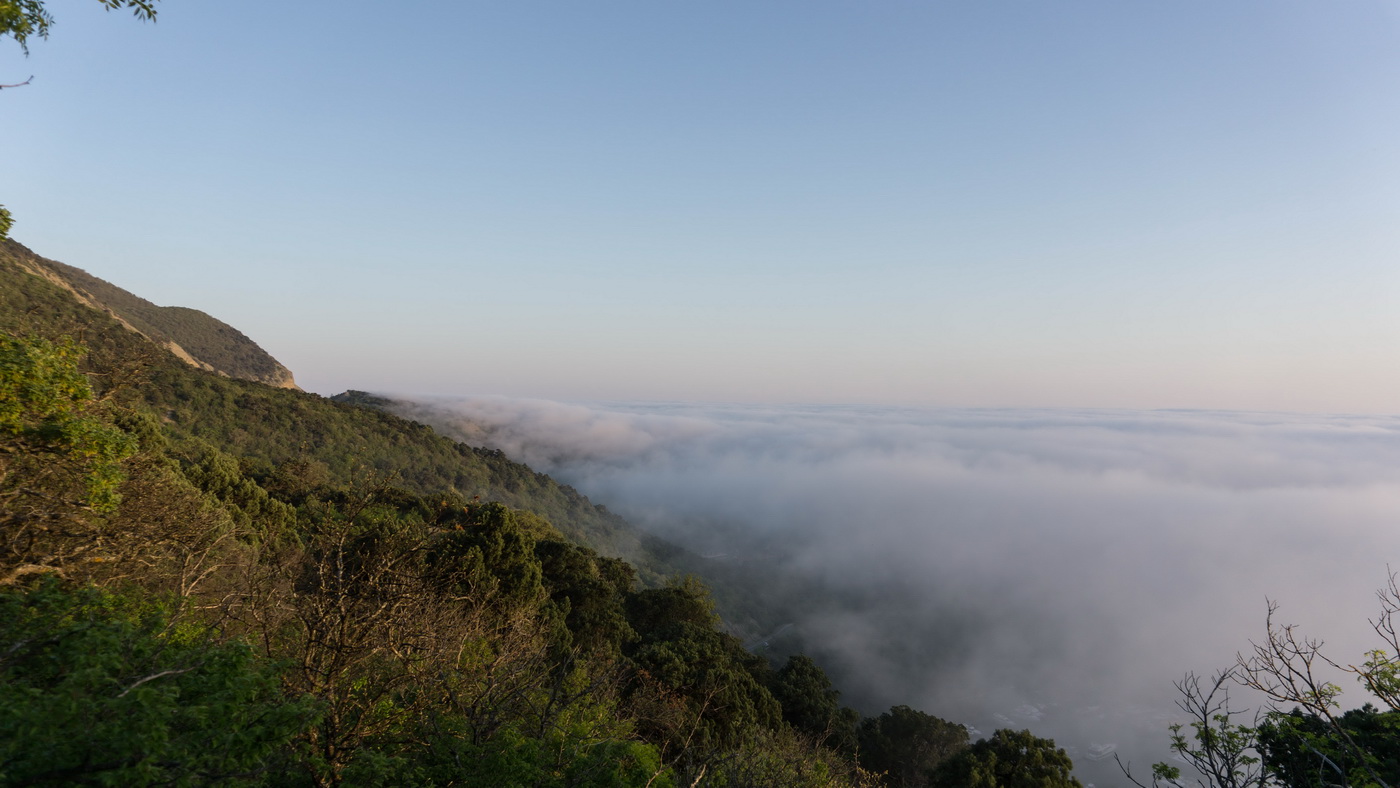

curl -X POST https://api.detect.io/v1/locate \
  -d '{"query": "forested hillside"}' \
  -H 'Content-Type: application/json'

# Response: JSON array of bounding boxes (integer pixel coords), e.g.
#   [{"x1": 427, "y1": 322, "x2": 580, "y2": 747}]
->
[
  {"x1": 0, "y1": 239, "x2": 298, "y2": 388},
  {"x1": 0, "y1": 242, "x2": 1087, "y2": 786},
  {"x1": 0, "y1": 240, "x2": 680, "y2": 583}
]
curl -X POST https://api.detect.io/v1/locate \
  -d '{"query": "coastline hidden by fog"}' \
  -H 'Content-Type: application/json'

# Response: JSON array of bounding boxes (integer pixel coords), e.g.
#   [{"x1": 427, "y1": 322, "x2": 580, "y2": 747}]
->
[{"x1": 3, "y1": 1, "x2": 1399, "y2": 786}]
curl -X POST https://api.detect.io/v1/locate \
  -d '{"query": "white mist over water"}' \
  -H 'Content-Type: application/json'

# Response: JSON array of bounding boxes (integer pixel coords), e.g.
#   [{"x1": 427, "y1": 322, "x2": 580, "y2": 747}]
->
[{"x1": 392, "y1": 398, "x2": 1400, "y2": 770}]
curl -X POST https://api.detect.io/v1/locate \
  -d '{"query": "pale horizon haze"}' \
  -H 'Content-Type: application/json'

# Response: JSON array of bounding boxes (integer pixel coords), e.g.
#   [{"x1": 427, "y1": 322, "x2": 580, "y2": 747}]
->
[{"x1": 4, "y1": 1, "x2": 1399, "y2": 411}]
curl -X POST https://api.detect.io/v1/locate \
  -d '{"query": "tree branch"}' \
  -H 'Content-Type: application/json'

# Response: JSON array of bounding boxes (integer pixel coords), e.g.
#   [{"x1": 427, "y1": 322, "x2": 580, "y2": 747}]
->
[{"x1": 117, "y1": 667, "x2": 193, "y2": 697}]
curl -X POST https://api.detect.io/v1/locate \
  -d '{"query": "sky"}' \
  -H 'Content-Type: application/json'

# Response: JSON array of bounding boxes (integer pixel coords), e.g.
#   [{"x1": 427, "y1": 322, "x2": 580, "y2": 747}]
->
[
  {"x1": 6, "y1": 6, "x2": 1400, "y2": 774},
  {"x1": 4, "y1": 1, "x2": 1400, "y2": 410}
]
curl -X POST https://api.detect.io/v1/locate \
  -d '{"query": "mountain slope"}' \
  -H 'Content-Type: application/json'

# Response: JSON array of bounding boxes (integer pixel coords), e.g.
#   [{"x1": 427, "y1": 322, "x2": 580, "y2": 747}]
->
[
  {"x1": 0, "y1": 239, "x2": 680, "y2": 583},
  {"x1": 0, "y1": 235, "x2": 1082, "y2": 787},
  {"x1": 0, "y1": 238, "x2": 298, "y2": 388},
  {"x1": 0, "y1": 258, "x2": 877, "y2": 786}
]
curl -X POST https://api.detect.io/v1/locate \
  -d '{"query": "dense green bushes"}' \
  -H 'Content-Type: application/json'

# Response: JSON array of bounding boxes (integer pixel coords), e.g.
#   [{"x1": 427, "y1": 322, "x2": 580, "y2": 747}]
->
[{"x1": 0, "y1": 580, "x2": 315, "y2": 786}]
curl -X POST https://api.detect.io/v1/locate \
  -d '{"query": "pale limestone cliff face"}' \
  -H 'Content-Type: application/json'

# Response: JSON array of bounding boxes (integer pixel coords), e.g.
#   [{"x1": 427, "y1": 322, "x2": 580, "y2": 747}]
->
[
  {"x1": 248, "y1": 360, "x2": 299, "y2": 390},
  {"x1": 2, "y1": 239, "x2": 300, "y2": 390}
]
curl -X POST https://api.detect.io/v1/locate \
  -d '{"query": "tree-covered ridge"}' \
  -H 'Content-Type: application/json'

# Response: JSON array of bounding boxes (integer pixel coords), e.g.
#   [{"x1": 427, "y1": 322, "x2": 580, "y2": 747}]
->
[
  {"x1": 0, "y1": 247, "x2": 676, "y2": 582},
  {"x1": 0, "y1": 238, "x2": 297, "y2": 388},
  {"x1": 0, "y1": 331, "x2": 866, "y2": 786},
  {"x1": 0, "y1": 239, "x2": 1086, "y2": 786}
]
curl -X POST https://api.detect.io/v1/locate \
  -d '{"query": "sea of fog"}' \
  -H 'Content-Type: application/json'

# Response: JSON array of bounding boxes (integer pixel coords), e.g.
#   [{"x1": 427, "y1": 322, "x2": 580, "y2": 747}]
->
[{"x1": 390, "y1": 399, "x2": 1400, "y2": 778}]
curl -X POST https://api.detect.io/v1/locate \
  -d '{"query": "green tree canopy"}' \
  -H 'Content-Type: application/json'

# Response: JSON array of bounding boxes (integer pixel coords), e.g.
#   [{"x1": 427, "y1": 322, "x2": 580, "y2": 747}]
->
[
  {"x1": 1, "y1": 0, "x2": 157, "y2": 54},
  {"x1": 1259, "y1": 704, "x2": 1400, "y2": 788},
  {"x1": 857, "y1": 704, "x2": 969, "y2": 787},
  {"x1": 0, "y1": 333, "x2": 135, "y2": 511},
  {"x1": 935, "y1": 729, "x2": 1083, "y2": 788},
  {"x1": 0, "y1": 333, "x2": 138, "y2": 582},
  {"x1": 771, "y1": 654, "x2": 859, "y2": 751},
  {"x1": 0, "y1": 579, "x2": 316, "y2": 785}
]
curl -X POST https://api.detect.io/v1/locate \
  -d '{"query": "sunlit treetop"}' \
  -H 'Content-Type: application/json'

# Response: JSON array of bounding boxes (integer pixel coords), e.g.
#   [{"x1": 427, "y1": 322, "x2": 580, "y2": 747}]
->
[{"x1": 0, "y1": 0, "x2": 158, "y2": 55}]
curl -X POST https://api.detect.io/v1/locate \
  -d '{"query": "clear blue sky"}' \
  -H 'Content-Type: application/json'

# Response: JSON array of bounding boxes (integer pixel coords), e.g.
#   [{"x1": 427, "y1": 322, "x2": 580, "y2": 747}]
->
[{"x1": 4, "y1": 1, "x2": 1399, "y2": 410}]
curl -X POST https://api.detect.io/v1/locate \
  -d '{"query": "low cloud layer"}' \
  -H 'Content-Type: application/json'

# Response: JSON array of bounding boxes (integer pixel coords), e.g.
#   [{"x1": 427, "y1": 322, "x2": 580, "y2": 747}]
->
[{"x1": 393, "y1": 398, "x2": 1400, "y2": 771}]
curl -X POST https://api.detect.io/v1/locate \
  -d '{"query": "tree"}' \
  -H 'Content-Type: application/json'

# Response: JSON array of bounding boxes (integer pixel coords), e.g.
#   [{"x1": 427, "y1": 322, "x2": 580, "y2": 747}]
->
[
  {"x1": 934, "y1": 729, "x2": 1083, "y2": 788},
  {"x1": 771, "y1": 654, "x2": 859, "y2": 751},
  {"x1": 0, "y1": 578, "x2": 316, "y2": 785},
  {"x1": 1231, "y1": 588, "x2": 1400, "y2": 788},
  {"x1": 1125, "y1": 574, "x2": 1400, "y2": 788},
  {"x1": 856, "y1": 704, "x2": 969, "y2": 787},
  {"x1": 1257, "y1": 705, "x2": 1400, "y2": 788},
  {"x1": 0, "y1": 333, "x2": 137, "y2": 582},
  {"x1": 622, "y1": 579, "x2": 784, "y2": 776},
  {"x1": 1, "y1": 0, "x2": 158, "y2": 55},
  {"x1": 1117, "y1": 670, "x2": 1273, "y2": 788}
]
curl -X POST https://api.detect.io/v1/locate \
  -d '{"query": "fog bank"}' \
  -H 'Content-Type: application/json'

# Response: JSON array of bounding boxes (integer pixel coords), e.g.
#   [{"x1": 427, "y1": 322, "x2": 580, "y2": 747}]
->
[{"x1": 393, "y1": 398, "x2": 1400, "y2": 770}]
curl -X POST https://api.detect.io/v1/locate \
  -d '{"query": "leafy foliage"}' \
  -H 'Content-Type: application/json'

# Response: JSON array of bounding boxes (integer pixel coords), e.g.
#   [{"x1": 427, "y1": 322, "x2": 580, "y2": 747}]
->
[
  {"x1": 0, "y1": 333, "x2": 135, "y2": 511},
  {"x1": 624, "y1": 579, "x2": 783, "y2": 760},
  {"x1": 1128, "y1": 577, "x2": 1400, "y2": 788},
  {"x1": 857, "y1": 705, "x2": 969, "y2": 787},
  {"x1": 1258, "y1": 705, "x2": 1400, "y2": 788},
  {"x1": 1, "y1": 0, "x2": 157, "y2": 54},
  {"x1": 772, "y1": 654, "x2": 859, "y2": 751},
  {"x1": 0, "y1": 333, "x2": 139, "y2": 583},
  {"x1": 934, "y1": 729, "x2": 1083, "y2": 788},
  {"x1": 0, "y1": 579, "x2": 315, "y2": 786}
]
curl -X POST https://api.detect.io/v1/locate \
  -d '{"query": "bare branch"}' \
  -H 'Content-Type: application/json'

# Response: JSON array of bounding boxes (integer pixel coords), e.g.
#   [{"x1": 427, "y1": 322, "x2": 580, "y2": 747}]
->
[
  {"x1": 0, "y1": 563, "x2": 64, "y2": 585},
  {"x1": 117, "y1": 667, "x2": 193, "y2": 697},
  {"x1": 1235, "y1": 600, "x2": 1393, "y2": 788}
]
